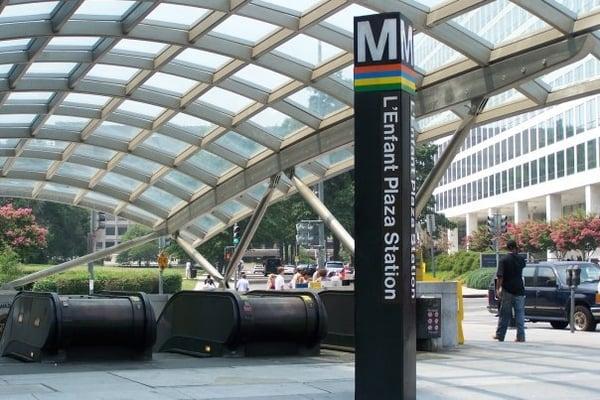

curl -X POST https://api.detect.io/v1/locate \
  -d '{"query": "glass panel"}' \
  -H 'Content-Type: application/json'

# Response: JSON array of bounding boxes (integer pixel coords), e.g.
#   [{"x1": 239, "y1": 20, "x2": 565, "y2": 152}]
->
[
  {"x1": 101, "y1": 172, "x2": 141, "y2": 193},
  {"x1": 63, "y1": 93, "x2": 110, "y2": 107},
  {"x1": 44, "y1": 182, "x2": 78, "y2": 196},
  {"x1": 287, "y1": 87, "x2": 347, "y2": 118},
  {"x1": 168, "y1": 113, "x2": 215, "y2": 137},
  {"x1": 186, "y1": 150, "x2": 235, "y2": 177},
  {"x1": 212, "y1": 15, "x2": 278, "y2": 44},
  {"x1": 93, "y1": 121, "x2": 142, "y2": 141},
  {"x1": 577, "y1": 142, "x2": 586, "y2": 172},
  {"x1": 174, "y1": 48, "x2": 231, "y2": 71},
  {"x1": 56, "y1": 162, "x2": 98, "y2": 180},
  {"x1": 452, "y1": 0, "x2": 549, "y2": 46},
  {"x1": 195, "y1": 213, "x2": 221, "y2": 232},
  {"x1": 113, "y1": 39, "x2": 167, "y2": 57},
  {"x1": 73, "y1": 0, "x2": 136, "y2": 20},
  {"x1": 216, "y1": 199, "x2": 245, "y2": 216},
  {"x1": 44, "y1": 115, "x2": 90, "y2": 131},
  {"x1": 25, "y1": 139, "x2": 68, "y2": 153},
  {"x1": 214, "y1": 131, "x2": 266, "y2": 158},
  {"x1": 0, "y1": 138, "x2": 20, "y2": 149},
  {"x1": 566, "y1": 147, "x2": 575, "y2": 175},
  {"x1": 232, "y1": 65, "x2": 291, "y2": 91},
  {"x1": 588, "y1": 139, "x2": 597, "y2": 169},
  {"x1": 557, "y1": 150, "x2": 565, "y2": 177},
  {"x1": 84, "y1": 191, "x2": 118, "y2": 208},
  {"x1": 74, "y1": 144, "x2": 116, "y2": 161},
  {"x1": 0, "y1": 179, "x2": 34, "y2": 190},
  {"x1": 0, "y1": 64, "x2": 13, "y2": 77},
  {"x1": 26, "y1": 62, "x2": 77, "y2": 76},
  {"x1": 139, "y1": 186, "x2": 183, "y2": 210},
  {"x1": 118, "y1": 154, "x2": 161, "y2": 176},
  {"x1": 124, "y1": 204, "x2": 161, "y2": 223},
  {"x1": 414, "y1": 33, "x2": 463, "y2": 73},
  {"x1": 318, "y1": 147, "x2": 353, "y2": 167},
  {"x1": 143, "y1": 72, "x2": 198, "y2": 96},
  {"x1": 198, "y1": 87, "x2": 253, "y2": 114},
  {"x1": 485, "y1": 89, "x2": 526, "y2": 110},
  {"x1": 7, "y1": 92, "x2": 53, "y2": 103},
  {"x1": 323, "y1": 4, "x2": 377, "y2": 33},
  {"x1": 0, "y1": 2, "x2": 59, "y2": 22},
  {"x1": 332, "y1": 65, "x2": 353, "y2": 86},
  {"x1": 0, "y1": 39, "x2": 30, "y2": 52},
  {"x1": 275, "y1": 34, "x2": 344, "y2": 66},
  {"x1": 554, "y1": 0, "x2": 600, "y2": 15},
  {"x1": 144, "y1": 3, "x2": 209, "y2": 29},
  {"x1": 255, "y1": 0, "x2": 321, "y2": 13},
  {"x1": 47, "y1": 37, "x2": 100, "y2": 49},
  {"x1": 117, "y1": 100, "x2": 165, "y2": 119},
  {"x1": 86, "y1": 64, "x2": 140, "y2": 83},
  {"x1": 417, "y1": 111, "x2": 459, "y2": 131},
  {"x1": 161, "y1": 170, "x2": 205, "y2": 194},
  {"x1": 248, "y1": 108, "x2": 304, "y2": 139},
  {"x1": 542, "y1": 54, "x2": 600, "y2": 90},
  {"x1": 140, "y1": 133, "x2": 189, "y2": 156},
  {"x1": 0, "y1": 114, "x2": 36, "y2": 125},
  {"x1": 12, "y1": 157, "x2": 52, "y2": 172}
]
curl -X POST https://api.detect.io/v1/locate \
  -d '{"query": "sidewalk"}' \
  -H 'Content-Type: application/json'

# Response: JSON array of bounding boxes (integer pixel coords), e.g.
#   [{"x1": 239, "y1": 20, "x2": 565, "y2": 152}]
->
[{"x1": 462, "y1": 286, "x2": 488, "y2": 298}]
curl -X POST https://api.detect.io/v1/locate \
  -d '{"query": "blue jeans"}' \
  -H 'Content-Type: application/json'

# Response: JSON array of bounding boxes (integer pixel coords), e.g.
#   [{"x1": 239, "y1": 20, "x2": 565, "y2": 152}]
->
[{"x1": 495, "y1": 291, "x2": 525, "y2": 341}]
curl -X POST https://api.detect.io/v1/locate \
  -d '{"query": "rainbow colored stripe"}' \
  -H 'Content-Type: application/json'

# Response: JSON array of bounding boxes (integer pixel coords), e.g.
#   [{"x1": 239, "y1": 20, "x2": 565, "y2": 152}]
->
[{"x1": 354, "y1": 63, "x2": 416, "y2": 94}]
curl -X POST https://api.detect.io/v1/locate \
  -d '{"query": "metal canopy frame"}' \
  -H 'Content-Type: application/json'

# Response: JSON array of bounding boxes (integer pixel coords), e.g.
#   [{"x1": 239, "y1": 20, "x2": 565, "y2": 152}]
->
[{"x1": 0, "y1": 0, "x2": 596, "y2": 250}]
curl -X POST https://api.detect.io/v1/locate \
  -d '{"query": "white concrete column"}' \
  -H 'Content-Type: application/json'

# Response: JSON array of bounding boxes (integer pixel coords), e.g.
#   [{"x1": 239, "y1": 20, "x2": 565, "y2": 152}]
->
[
  {"x1": 448, "y1": 228, "x2": 459, "y2": 253},
  {"x1": 545, "y1": 194, "x2": 562, "y2": 222},
  {"x1": 546, "y1": 193, "x2": 562, "y2": 260},
  {"x1": 514, "y1": 201, "x2": 529, "y2": 224},
  {"x1": 466, "y1": 213, "x2": 478, "y2": 236},
  {"x1": 585, "y1": 184, "x2": 600, "y2": 215}
]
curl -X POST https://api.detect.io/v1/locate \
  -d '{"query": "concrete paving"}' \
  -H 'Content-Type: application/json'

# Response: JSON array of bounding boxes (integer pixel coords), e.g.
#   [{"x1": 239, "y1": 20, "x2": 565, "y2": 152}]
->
[{"x1": 1, "y1": 298, "x2": 599, "y2": 399}]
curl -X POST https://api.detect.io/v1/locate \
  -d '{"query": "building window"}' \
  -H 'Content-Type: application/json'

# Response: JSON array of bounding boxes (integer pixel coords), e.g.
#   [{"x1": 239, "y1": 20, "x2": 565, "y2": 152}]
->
[
  {"x1": 556, "y1": 116, "x2": 564, "y2": 141},
  {"x1": 118, "y1": 227, "x2": 128, "y2": 235},
  {"x1": 495, "y1": 142, "x2": 501, "y2": 164},
  {"x1": 515, "y1": 165, "x2": 522, "y2": 189},
  {"x1": 96, "y1": 242, "x2": 103, "y2": 250},
  {"x1": 508, "y1": 168, "x2": 515, "y2": 191},
  {"x1": 515, "y1": 132, "x2": 522, "y2": 157},
  {"x1": 538, "y1": 123, "x2": 545, "y2": 148},
  {"x1": 576, "y1": 104, "x2": 585, "y2": 134},
  {"x1": 530, "y1": 160, "x2": 538, "y2": 185},
  {"x1": 477, "y1": 179, "x2": 483, "y2": 200},
  {"x1": 501, "y1": 170, "x2": 508, "y2": 193},
  {"x1": 105, "y1": 241, "x2": 115, "y2": 248},
  {"x1": 565, "y1": 109, "x2": 574, "y2": 138},
  {"x1": 522, "y1": 130, "x2": 529, "y2": 154},
  {"x1": 588, "y1": 139, "x2": 597, "y2": 169},
  {"x1": 586, "y1": 98, "x2": 596, "y2": 130},
  {"x1": 548, "y1": 153, "x2": 555, "y2": 180},
  {"x1": 495, "y1": 173, "x2": 501, "y2": 195},
  {"x1": 483, "y1": 148, "x2": 489, "y2": 169},
  {"x1": 105, "y1": 227, "x2": 115, "y2": 235},
  {"x1": 539, "y1": 157, "x2": 546, "y2": 183},
  {"x1": 477, "y1": 151, "x2": 482, "y2": 172},
  {"x1": 483, "y1": 177, "x2": 489, "y2": 198},
  {"x1": 530, "y1": 128, "x2": 537, "y2": 151},
  {"x1": 462, "y1": 185, "x2": 467, "y2": 205},
  {"x1": 566, "y1": 147, "x2": 575, "y2": 175},
  {"x1": 508, "y1": 136, "x2": 514, "y2": 159},
  {"x1": 577, "y1": 143, "x2": 586, "y2": 172},
  {"x1": 547, "y1": 117, "x2": 555, "y2": 145},
  {"x1": 557, "y1": 150, "x2": 565, "y2": 177},
  {"x1": 523, "y1": 163, "x2": 530, "y2": 187},
  {"x1": 501, "y1": 139, "x2": 507, "y2": 162}
]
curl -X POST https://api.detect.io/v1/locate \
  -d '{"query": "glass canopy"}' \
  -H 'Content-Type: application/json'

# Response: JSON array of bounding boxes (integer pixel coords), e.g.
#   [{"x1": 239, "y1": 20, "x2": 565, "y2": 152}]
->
[{"x1": 0, "y1": 0, "x2": 597, "y2": 246}]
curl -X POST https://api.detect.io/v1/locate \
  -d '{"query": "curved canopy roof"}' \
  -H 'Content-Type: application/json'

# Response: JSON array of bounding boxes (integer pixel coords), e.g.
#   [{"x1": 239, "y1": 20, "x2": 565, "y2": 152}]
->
[{"x1": 0, "y1": 0, "x2": 598, "y2": 246}]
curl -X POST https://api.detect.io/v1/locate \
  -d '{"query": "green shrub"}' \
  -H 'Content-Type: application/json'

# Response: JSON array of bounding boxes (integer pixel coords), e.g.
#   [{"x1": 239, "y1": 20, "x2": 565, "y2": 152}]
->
[
  {"x1": 432, "y1": 251, "x2": 480, "y2": 279},
  {"x1": 0, "y1": 248, "x2": 22, "y2": 284},
  {"x1": 463, "y1": 268, "x2": 496, "y2": 290},
  {"x1": 32, "y1": 269, "x2": 182, "y2": 294}
]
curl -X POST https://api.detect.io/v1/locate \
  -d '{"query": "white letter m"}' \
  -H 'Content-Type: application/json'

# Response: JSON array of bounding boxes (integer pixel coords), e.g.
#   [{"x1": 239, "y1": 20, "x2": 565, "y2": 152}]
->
[{"x1": 357, "y1": 18, "x2": 397, "y2": 63}]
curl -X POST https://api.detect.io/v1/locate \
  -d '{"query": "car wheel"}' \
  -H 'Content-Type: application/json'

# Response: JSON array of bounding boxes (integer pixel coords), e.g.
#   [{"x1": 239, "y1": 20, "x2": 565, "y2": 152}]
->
[
  {"x1": 573, "y1": 305, "x2": 596, "y2": 331},
  {"x1": 550, "y1": 321, "x2": 568, "y2": 329}
]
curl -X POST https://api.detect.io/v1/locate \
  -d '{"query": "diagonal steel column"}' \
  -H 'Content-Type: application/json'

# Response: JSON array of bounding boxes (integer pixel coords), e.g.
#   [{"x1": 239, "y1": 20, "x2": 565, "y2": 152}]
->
[
  {"x1": 415, "y1": 97, "x2": 488, "y2": 217},
  {"x1": 223, "y1": 174, "x2": 281, "y2": 287},
  {"x1": 290, "y1": 173, "x2": 355, "y2": 255},
  {"x1": 175, "y1": 235, "x2": 224, "y2": 284},
  {"x1": 1, "y1": 232, "x2": 161, "y2": 290}
]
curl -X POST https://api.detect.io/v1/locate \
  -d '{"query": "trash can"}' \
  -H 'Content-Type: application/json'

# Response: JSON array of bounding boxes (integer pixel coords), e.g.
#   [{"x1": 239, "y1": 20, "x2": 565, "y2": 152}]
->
[{"x1": 190, "y1": 268, "x2": 197, "y2": 279}]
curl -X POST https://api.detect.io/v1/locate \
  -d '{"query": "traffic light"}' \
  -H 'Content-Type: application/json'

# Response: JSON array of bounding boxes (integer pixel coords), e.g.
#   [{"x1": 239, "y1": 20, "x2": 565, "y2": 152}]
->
[
  {"x1": 233, "y1": 223, "x2": 240, "y2": 245},
  {"x1": 487, "y1": 215, "x2": 496, "y2": 235},
  {"x1": 97, "y1": 212, "x2": 106, "y2": 229},
  {"x1": 499, "y1": 215, "x2": 508, "y2": 234}
]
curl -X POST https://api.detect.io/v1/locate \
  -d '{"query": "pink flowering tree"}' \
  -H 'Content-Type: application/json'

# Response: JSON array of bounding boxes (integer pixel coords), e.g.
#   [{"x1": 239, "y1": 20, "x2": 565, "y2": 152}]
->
[
  {"x1": 549, "y1": 214, "x2": 600, "y2": 260},
  {"x1": 0, "y1": 203, "x2": 47, "y2": 260},
  {"x1": 504, "y1": 220, "x2": 553, "y2": 257}
]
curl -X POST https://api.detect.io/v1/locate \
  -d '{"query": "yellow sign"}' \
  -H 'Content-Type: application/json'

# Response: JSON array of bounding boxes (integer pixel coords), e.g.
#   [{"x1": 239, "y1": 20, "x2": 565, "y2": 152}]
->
[{"x1": 157, "y1": 252, "x2": 169, "y2": 270}]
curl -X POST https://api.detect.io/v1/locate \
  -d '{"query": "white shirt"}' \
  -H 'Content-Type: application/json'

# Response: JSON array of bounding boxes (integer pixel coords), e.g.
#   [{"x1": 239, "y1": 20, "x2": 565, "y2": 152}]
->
[
  {"x1": 236, "y1": 278, "x2": 250, "y2": 292},
  {"x1": 185, "y1": 261, "x2": 191, "y2": 269},
  {"x1": 275, "y1": 274, "x2": 286, "y2": 290}
]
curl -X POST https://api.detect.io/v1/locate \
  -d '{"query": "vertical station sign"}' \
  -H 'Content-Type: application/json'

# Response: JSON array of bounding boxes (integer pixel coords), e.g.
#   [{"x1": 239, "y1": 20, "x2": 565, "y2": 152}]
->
[{"x1": 354, "y1": 12, "x2": 416, "y2": 400}]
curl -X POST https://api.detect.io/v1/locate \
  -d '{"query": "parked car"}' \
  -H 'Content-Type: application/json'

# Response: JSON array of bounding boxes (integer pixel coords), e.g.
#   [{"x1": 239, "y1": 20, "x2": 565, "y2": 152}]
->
[
  {"x1": 283, "y1": 264, "x2": 296, "y2": 274},
  {"x1": 325, "y1": 261, "x2": 344, "y2": 274},
  {"x1": 487, "y1": 261, "x2": 600, "y2": 331},
  {"x1": 296, "y1": 264, "x2": 317, "y2": 276},
  {"x1": 252, "y1": 264, "x2": 264, "y2": 274}
]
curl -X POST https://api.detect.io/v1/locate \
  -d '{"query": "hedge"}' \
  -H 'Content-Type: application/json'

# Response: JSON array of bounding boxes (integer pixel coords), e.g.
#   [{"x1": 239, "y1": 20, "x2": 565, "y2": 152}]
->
[
  {"x1": 433, "y1": 251, "x2": 480, "y2": 279},
  {"x1": 463, "y1": 268, "x2": 496, "y2": 290},
  {"x1": 31, "y1": 269, "x2": 181, "y2": 294}
]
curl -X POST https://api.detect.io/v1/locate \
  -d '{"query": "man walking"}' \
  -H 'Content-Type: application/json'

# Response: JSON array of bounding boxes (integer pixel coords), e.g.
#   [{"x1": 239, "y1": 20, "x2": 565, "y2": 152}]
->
[
  {"x1": 494, "y1": 240, "x2": 526, "y2": 342},
  {"x1": 236, "y1": 273, "x2": 250, "y2": 293},
  {"x1": 275, "y1": 267, "x2": 286, "y2": 290}
]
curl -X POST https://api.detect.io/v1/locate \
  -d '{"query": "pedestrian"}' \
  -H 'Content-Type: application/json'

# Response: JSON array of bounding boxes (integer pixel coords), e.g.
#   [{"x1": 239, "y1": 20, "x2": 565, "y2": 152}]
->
[
  {"x1": 185, "y1": 260, "x2": 192, "y2": 279},
  {"x1": 203, "y1": 275, "x2": 216, "y2": 290},
  {"x1": 275, "y1": 266, "x2": 286, "y2": 290},
  {"x1": 493, "y1": 240, "x2": 526, "y2": 342},
  {"x1": 290, "y1": 268, "x2": 302, "y2": 289},
  {"x1": 266, "y1": 274, "x2": 276, "y2": 290},
  {"x1": 237, "y1": 260, "x2": 244, "y2": 278},
  {"x1": 236, "y1": 272, "x2": 250, "y2": 292}
]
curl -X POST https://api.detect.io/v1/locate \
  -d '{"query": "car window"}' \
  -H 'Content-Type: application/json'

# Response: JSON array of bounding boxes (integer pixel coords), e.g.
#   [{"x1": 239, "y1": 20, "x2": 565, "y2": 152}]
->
[
  {"x1": 536, "y1": 267, "x2": 557, "y2": 287},
  {"x1": 523, "y1": 266, "x2": 535, "y2": 286},
  {"x1": 556, "y1": 263, "x2": 600, "y2": 283}
]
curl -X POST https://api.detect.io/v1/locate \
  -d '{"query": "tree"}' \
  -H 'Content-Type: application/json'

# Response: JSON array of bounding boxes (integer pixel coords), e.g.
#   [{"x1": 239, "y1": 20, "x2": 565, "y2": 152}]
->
[
  {"x1": 116, "y1": 225, "x2": 159, "y2": 266},
  {"x1": 0, "y1": 203, "x2": 48, "y2": 262},
  {"x1": 464, "y1": 225, "x2": 493, "y2": 252},
  {"x1": 504, "y1": 220, "x2": 552, "y2": 257},
  {"x1": 549, "y1": 214, "x2": 600, "y2": 260},
  {"x1": 324, "y1": 172, "x2": 354, "y2": 260}
]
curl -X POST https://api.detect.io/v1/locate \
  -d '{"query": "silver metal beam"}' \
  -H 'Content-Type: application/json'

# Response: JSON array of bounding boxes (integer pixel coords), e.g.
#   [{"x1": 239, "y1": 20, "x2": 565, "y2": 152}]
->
[
  {"x1": 510, "y1": 0, "x2": 576, "y2": 35},
  {"x1": 290, "y1": 173, "x2": 355, "y2": 255},
  {"x1": 1, "y1": 232, "x2": 161, "y2": 290},
  {"x1": 175, "y1": 235, "x2": 224, "y2": 284},
  {"x1": 415, "y1": 98, "x2": 488, "y2": 217},
  {"x1": 223, "y1": 174, "x2": 281, "y2": 287}
]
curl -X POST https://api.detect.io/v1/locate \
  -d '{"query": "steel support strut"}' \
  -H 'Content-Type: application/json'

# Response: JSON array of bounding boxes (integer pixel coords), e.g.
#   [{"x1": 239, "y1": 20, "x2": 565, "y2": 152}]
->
[
  {"x1": 1, "y1": 232, "x2": 161, "y2": 290},
  {"x1": 290, "y1": 173, "x2": 355, "y2": 255},
  {"x1": 223, "y1": 174, "x2": 281, "y2": 287},
  {"x1": 415, "y1": 97, "x2": 488, "y2": 217},
  {"x1": 175, "y1": 235, "x2": 224, "y2": 284}
]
